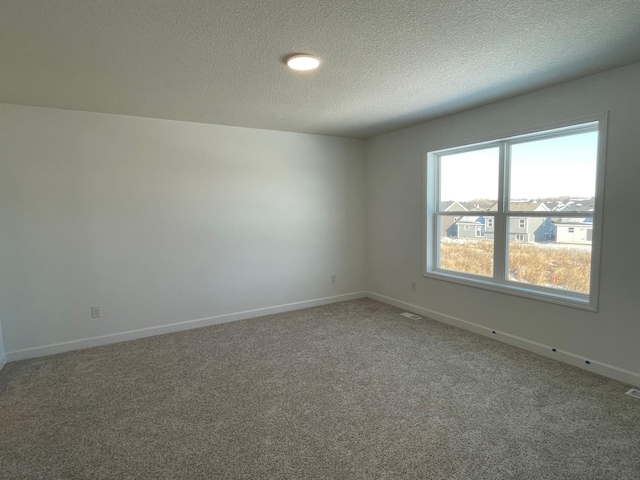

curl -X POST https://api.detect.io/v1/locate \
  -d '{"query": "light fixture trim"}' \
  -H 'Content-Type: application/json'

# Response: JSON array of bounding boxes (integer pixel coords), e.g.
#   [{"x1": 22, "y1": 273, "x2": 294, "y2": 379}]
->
[{"x1": 286, "y1": 54, "x2": 321, "y2": 71}]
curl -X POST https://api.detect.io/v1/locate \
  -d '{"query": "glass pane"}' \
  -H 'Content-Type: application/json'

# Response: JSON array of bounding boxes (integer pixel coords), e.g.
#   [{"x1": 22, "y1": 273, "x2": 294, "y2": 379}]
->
[
  {"x1": 439, "y1": 147, "x2": 499, "y2": 211},
  {"x1": 509, "y1": 130, "x2": 598, "y2": 212},
  {"x1": 507, "y1": 216, "x2": 592, "y2": 294},
  {"x1": 438, "y1": 215, "x2": 493, "y2": 277}
]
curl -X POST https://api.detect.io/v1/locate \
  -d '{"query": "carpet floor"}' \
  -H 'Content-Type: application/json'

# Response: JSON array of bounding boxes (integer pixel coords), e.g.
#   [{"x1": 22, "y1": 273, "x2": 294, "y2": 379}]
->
[{"x1": 1, "y1": 298, "x2": 639, "y2": 479}]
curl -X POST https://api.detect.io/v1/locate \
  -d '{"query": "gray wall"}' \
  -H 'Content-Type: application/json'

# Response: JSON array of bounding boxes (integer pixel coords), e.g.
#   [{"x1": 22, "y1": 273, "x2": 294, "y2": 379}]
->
[
  {"x1": 0, "y1": 316, "x2": 5, "y2": 370},
  {"x1": 365, "y1": 62, "x2": 640, "y2": 379},
  {"x1": 0, "y1": 105, "x2": 366, "y2": 356}
]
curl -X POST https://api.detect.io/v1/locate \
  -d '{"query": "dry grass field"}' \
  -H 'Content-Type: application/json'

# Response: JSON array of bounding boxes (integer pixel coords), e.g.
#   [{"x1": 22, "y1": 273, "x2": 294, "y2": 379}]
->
[{"x1": 440, "y1": 240, "x2": 591, "y2": 293}]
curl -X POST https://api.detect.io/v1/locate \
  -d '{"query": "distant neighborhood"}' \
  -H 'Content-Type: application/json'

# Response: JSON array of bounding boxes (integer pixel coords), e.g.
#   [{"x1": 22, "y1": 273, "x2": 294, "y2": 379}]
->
[{"x1": 441, "y1": 198, "x2": 594, "y2": 245}]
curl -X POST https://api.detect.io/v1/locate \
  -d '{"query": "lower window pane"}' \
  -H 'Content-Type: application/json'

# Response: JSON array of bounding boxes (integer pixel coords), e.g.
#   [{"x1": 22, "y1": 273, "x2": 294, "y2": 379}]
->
[
  {"x1": 438, "y1": 215, "x2": 493, "y2": 277},
  {"x1": 507, "y1": 217, "x2": 592, "y2": 294}
]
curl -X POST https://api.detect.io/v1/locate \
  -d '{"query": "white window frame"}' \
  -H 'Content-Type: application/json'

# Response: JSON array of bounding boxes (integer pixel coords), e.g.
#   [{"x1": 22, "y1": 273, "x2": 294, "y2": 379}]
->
[
  {"x1": 424, "y1": 113, "x2": 607, "y2": 311},
  {"x1": 519, "y1": 219, "x2": 526, "y2": 228}
]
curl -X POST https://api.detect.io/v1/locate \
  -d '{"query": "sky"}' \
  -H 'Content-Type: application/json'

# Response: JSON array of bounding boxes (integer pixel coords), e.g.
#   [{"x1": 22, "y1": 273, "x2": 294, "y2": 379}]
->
[{"x1": 439, "y1": 131, "x2": 598, "y2": 202}]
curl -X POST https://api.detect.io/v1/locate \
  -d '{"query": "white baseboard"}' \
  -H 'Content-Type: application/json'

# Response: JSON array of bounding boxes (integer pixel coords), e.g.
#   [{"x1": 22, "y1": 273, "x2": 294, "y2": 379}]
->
[
  {"x1": 0, "y1": 354, "x2": 6, "y2": 371},
  {"x1": 366, "y1": 291, "x2": 640, "y2": 388},
  {"x1": 6, "y1": 292, "x2": 367, "y2": 363}
]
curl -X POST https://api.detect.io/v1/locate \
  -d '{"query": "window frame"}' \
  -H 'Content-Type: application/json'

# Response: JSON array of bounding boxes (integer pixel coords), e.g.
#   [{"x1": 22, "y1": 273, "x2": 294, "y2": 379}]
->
[{"x1": 424, "y1": 113, "x2": 607, "y2": 311}]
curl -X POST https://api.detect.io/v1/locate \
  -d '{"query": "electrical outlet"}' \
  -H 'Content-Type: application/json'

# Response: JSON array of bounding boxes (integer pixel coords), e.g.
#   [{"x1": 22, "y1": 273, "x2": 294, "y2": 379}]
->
[
  {"x1": 331, "y1": 274, "x2": 337, "y2": 284},
  {"x1": 411, "y1": 281, "x2": 417, "y2": 292},
  {"x1": 91, "y1": 306, "x2": 101, "y2": 319}
]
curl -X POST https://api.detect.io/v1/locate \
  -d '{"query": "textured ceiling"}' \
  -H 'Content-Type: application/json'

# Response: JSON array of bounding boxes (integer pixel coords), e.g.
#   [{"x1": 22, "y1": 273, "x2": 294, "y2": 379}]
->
[{"x1": 2, "y1": 1, "x2": 640, "y2": 138}]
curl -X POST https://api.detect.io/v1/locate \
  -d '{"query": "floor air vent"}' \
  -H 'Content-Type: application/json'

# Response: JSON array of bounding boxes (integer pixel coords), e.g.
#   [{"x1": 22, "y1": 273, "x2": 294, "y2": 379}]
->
[
  {"x1": 625, "y1": 389, "x2": 640, "y2": 399},
  {"x1": 400, "y1": 312, "x2": 422, "y2": 320}
]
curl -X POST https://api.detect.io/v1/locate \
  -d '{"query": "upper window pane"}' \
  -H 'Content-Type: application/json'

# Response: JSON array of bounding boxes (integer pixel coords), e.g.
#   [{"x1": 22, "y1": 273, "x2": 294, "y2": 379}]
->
[
  {"x1": 439, "y1": 147, "x2": 499, "y2": 211},
  {"x1": 509, "y1": 130, "x2": 598, "y2": 212}
]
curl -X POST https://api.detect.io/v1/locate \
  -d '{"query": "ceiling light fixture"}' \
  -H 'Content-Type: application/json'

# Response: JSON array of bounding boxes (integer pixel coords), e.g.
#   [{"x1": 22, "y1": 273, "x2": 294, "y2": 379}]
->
[{"x1": 286, "y1": 54, "x2": 320, "y2": 71}]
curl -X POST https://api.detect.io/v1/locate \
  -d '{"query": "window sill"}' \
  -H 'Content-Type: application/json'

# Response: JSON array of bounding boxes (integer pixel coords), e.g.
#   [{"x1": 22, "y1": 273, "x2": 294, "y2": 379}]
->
[{"x1": 423, "y1": 269, "x2": 597, "y2": 312}]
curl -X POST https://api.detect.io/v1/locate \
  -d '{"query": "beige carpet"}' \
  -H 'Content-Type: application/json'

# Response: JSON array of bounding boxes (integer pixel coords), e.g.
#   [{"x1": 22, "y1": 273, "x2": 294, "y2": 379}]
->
[{"x1": 1, "y1": 298, "x2": 639, "y2": 479}]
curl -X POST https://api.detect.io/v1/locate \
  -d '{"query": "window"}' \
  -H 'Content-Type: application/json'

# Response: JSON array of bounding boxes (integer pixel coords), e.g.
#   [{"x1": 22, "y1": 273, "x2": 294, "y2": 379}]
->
[
  {"x1": 568, "y1": 227, "x2": 575, "y2": 233},
  {"x1": 425, "y1": 116, "x2": 606, "y2": 310}
]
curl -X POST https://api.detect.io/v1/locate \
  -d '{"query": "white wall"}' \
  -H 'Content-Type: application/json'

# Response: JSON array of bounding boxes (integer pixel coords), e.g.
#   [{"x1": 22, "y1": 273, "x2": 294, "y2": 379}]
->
[
  {"x1": 365, "y1": 62, "x2": 640, "y2": 384},
  {"x1": 0, "y1": 105, "x2": 366, "y2": 357}
]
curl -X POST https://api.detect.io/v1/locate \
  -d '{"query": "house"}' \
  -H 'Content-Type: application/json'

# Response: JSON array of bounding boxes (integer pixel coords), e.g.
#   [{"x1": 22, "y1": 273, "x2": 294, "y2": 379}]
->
[
  {"x1": 1, "y1": 1, "x2": 640, "y2": 477},
  {"x1": 440, "y1": 201, "x2": 468, "y2": 237},
  {"x1": 552, "y1": 199, "x2": 595, "y2": 244},
  {"x1": 510, "y1": 202, "x2": 553, "y2": 243},
  {"x1": 455, "y1": 216, "x2": 486, "y2": 239},
  {"x1": 553, "y1": 218, "x2": 593, "y2": 244},
  {"x1": 483, "y1": 201, "x2": 552, "y2": 243}
]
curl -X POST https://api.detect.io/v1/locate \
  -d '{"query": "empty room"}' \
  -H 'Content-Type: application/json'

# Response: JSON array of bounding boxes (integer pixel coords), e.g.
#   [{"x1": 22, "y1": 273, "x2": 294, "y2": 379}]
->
[{"x1": 1, "y1": 1, "x2": 639, "y2": 478}]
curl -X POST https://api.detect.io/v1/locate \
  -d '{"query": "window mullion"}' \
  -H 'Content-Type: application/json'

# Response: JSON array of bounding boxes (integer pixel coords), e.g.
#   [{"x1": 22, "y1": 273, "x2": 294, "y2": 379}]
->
[{"x1": 494, "y1": 142, "x2": 508, "y2": 282}]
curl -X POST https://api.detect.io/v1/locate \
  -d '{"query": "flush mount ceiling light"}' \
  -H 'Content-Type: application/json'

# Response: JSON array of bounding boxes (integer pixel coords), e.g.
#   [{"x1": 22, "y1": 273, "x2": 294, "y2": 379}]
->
[{"x1": 286, "y1": 54, "x2": 320, "y2": 71}]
